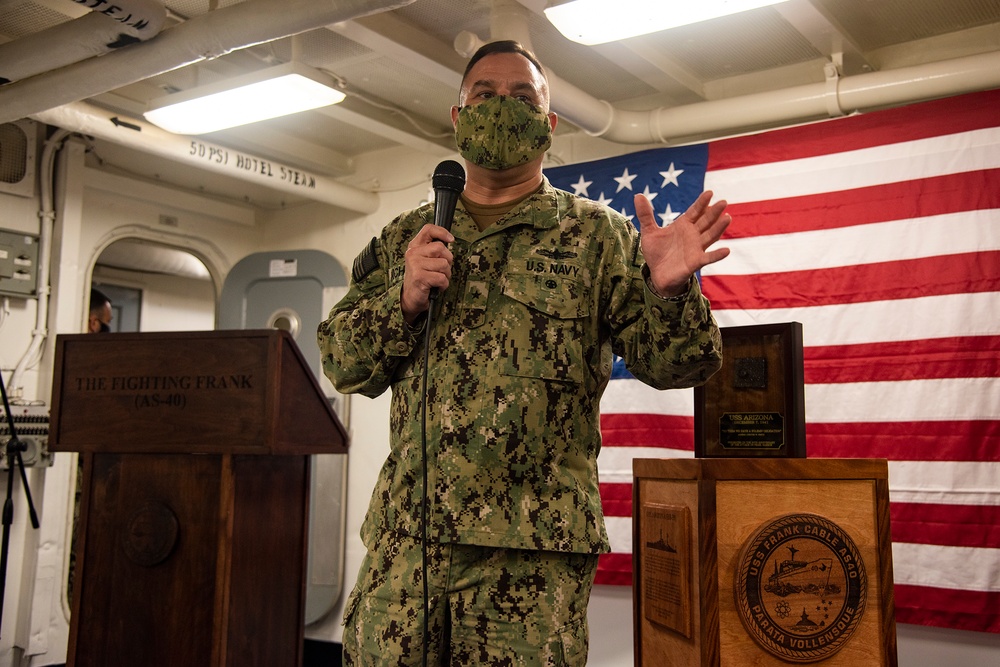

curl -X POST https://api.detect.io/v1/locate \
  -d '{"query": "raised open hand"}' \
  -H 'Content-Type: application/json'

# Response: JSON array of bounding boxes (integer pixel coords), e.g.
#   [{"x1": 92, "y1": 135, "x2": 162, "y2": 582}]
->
[{"x1": 636, "y1": 190, "x2": 731, "y2": 297}]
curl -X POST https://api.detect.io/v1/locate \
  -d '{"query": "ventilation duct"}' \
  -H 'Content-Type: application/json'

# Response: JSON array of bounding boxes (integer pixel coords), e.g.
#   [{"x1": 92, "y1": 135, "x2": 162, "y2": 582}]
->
[{"x1": 0, "y1": 120, "x2": 38, "y2": 197}]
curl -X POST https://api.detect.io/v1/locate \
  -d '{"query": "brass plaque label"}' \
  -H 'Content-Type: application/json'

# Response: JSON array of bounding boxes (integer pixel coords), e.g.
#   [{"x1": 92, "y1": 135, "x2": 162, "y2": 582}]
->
[
  {"x1": 719, "y1": 412, "x2": 784, "y2": 450},
  {"x1": 734, "y1": 513, "x2": 867, "y2": 663}
]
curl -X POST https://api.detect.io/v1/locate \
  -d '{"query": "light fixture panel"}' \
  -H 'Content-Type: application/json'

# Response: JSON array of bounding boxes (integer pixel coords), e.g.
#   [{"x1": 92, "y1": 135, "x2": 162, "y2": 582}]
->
[
  {"x1": 144, "y1": 62, "x2": 345, "y2": 135},
  {"x1": 544, "y1": 0, "x2": 789, "y2": 46}
]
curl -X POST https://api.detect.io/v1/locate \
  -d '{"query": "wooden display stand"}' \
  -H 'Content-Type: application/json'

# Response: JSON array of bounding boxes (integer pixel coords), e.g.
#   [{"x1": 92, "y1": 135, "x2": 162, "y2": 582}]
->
[
  {"x1": 49, "y1": 330, "x2": 348, "y2": 667},
  {"x1": 632, "y1": 459, "x2": 896, "y2": 666}
]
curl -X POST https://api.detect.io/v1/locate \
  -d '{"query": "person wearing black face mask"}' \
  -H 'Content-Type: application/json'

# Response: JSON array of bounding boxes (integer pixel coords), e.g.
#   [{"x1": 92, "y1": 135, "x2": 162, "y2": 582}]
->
[{"x1": 88, "y1": 288, "x2": 112, "y2": 334}]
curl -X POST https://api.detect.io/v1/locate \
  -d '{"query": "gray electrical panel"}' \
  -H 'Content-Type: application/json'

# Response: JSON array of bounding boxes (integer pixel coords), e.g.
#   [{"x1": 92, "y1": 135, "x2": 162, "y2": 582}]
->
[
  {"x1": 0, "y1": 405, "x2": 53, "y2": 469},
  {"x1": 0, "y1": 229, "x2": 39, "y2": 297}
]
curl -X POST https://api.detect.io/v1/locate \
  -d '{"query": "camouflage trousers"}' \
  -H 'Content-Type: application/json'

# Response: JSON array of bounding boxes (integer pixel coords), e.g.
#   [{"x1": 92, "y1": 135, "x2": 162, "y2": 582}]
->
[{"x1": 342, "y1": 532, "x2": 599, "y2": 666}]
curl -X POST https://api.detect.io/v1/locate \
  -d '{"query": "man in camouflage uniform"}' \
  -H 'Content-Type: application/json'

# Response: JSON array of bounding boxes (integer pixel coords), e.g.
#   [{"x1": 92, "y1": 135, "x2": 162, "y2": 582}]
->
[{"x1": 318, "y1": 40, "x2": 731, "y2": 666}]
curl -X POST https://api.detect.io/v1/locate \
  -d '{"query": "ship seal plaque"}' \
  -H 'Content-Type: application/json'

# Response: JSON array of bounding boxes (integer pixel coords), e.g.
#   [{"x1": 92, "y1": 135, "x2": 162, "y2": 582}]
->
[
  {"x1": 122, "y1": 501, "x2": 179, "y2": 567},
  {"x1": 734, "y1": 513, "x2": 867, "y2": 663}
]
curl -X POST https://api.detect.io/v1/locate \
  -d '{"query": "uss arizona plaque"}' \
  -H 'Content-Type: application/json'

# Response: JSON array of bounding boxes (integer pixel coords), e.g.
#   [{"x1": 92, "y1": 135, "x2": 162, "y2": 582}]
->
[{"x1": 695, "y1": 322, "x2": 805, "y2": 458}]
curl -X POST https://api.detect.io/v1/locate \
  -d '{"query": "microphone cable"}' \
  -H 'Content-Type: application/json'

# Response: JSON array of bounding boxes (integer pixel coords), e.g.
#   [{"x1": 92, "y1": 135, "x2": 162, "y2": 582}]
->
[
  {"x1": 417, "y1": 159, "x2": 463, "y2": 667},
  {"x1": 419, "y1": 290, "x2": 441, "y2": 667}
]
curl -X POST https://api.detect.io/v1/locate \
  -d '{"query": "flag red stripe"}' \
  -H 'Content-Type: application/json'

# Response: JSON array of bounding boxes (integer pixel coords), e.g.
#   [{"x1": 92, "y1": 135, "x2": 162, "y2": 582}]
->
[
  {"x1": 599, "y1": 482, "x2": 633, "y2": 518},
  {"x1": 600, "y1": 415, "x2": 998, "y2": 462},
  {"x1": 707, "y1": 89, "x2": 1000, "y2": 170},
  {"x1": 719, "y1": 169, "x2": 1000, "y2": 239},
  {"x1": 805, "y1": 336, "x2": 1000, "y2": 383},
  {"x1": 703, "y1": 251, "x2": 1000, "y2": 309},
  {"x1": 895, "y1": 584, "x2": 1000, "y2": 633},
  {"x1": 600, "y1": 413, "x2": 694, "y2": 449},
  {"x1": 599, "y1": 552, "x2": 1000, "y2": 631},
  {"x1": 806, "y1": 421, "x2": 998, "y2": 462},
  {"x1": 595, "y1": 553, "x2": 633, "y2": 586},
  {"x1": 891, "y1": 503, "x2": 1000, "y2": 549}
]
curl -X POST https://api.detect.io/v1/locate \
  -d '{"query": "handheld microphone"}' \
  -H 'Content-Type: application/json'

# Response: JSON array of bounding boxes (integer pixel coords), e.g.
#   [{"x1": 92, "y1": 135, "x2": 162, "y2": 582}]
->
[
  {"x1": 432, "y1": 159, "x2": 465, "y2": 232},
  {"x1": 420, "y1": 160, "x2": 465, "y2": 667}
]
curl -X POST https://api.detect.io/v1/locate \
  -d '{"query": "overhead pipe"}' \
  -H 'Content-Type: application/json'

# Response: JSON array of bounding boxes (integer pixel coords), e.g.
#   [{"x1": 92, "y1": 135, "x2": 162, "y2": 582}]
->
[
  {"x1": 0, "y1": 0, "x2": 417, "y2": 125},
  {"x1": 459, "y1": 0, "x2": 1000, "y2": 144},
  {"x1": 0, "y1": 0, "x2": 167, "y2": 86},
  {"x1": 32, "y1": 101, "x2": 380, "y2": 214},
  {"x1": 627, "y1": 50, "x2": 1000, "y2": 143}
]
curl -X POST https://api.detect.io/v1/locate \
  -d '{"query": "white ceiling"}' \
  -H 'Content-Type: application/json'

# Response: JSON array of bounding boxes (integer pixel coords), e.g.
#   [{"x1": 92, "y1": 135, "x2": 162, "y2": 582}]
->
[{"x1": 2, "y1": 0, "x2": 1000, "y2": 210}]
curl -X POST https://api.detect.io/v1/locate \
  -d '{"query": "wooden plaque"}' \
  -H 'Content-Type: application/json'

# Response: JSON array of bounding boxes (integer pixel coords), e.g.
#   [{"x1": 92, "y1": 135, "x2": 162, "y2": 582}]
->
[
  {"x1": 694, "y1": 323, "x2": 805, "y2": 458},
  {"x1": 632, "y1": 458, "x2": 897, "y2": 667},
  {"x1": 640, "y1": 504, "x2": 692, "y2": 639}
]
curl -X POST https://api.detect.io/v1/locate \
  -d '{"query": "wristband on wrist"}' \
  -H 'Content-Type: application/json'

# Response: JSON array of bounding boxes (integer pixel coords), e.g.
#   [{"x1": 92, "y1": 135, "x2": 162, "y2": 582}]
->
[{"x1": 647, "y1": 274, "x2": 690, "y2": 302}]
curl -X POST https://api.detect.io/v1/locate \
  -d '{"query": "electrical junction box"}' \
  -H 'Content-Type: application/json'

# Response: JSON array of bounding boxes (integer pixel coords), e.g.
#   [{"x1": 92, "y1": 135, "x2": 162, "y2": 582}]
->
[
  {"x1": 0, "y1": 404, "x2": 53, "y2": 469},
  {"x1": 0, "y1": 229, "x2": 40, "y2": 298}
]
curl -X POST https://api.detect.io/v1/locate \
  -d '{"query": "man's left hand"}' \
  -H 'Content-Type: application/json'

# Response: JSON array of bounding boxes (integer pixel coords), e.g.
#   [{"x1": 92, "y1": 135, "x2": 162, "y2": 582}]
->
[{"x1": 635, "y1": 190, "x2": 731, "y2": 297}]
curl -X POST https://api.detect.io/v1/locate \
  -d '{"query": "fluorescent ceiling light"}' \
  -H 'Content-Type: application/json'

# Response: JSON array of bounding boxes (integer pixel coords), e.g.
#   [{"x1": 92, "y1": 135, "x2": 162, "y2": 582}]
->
[
  {"x1": 544, "y1": 0, "x2": 790, "y2": 46},
  {"x1": 144, "y1": 62, "x2": 346, "y2": 135}
]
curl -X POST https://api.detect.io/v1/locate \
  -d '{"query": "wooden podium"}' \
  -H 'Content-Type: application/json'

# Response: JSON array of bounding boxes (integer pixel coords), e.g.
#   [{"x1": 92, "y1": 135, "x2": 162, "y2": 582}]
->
[
  {"x1": 632, "y1": 458, "x2": 896, "y2": 666},
  {"x1": 49, "y1": 330, "x2": 348, "y2": 667}
]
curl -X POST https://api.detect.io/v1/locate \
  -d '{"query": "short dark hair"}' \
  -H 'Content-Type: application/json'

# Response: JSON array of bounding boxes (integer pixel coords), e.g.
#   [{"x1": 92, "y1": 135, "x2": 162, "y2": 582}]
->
[
  {"x1": 461, "y1": 40, "x2": 546, "y2": 90},
  {"x1": 90, "y1": 288, "x2": 110, "y2": 314}
]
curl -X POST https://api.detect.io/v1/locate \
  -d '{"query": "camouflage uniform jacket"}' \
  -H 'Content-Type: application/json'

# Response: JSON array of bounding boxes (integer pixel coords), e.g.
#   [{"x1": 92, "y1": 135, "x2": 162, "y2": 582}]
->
[{"x1": 318, "y1": 178, "x2": 723, "y2": 555}]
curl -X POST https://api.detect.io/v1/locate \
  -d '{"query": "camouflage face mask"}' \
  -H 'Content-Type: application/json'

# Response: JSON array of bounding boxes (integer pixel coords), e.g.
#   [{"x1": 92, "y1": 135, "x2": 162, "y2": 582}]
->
[{"x1": 454, "y1": 95, "x2": 552, "y2": 170}]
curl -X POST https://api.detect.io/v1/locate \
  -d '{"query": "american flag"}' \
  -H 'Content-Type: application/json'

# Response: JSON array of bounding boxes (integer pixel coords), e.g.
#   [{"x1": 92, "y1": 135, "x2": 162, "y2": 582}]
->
[{"x1": 544, "y1": 88, "x2": 1000, "y2": 634}]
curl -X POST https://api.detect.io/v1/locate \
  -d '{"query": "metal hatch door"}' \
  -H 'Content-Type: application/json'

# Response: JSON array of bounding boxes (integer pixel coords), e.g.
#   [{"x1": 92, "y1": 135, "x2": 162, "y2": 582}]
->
[{"x1": 218, "y1": 249, "x2": 348, "y2": 626}]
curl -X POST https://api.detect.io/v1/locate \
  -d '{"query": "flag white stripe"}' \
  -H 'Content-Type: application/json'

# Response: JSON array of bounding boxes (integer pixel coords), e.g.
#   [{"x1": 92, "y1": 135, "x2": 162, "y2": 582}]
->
[
  {"x1": 705, "y1": 209, "x2": 1000, "y2": 275},
  {"x1": 597, "y1": 448, "x2": 692, "y2": 484},
  {"x1": 713, "y1": 292, "x2": 1000, "y2": 346},
  {"x1": 888, "y1": 490, "x2": 1000, "y2": 505},
  {"x1": 892, "y1": 542, "x2": 1000, "y2": 592},
  {"x1": 600, "y1": 378, "x2": 997, "y2": 426},
  {"x1": 605, "y1": 516, "x2": 634, "y2": 554},
  {"x1": 704, "y1": 128, "x2": 1000, "y2": 203},
  {"x1": 807, "y1": 378, "x2": 998, "y2": 423},
  {"x1": 888, "y1": 461, "x2": 1000, "y2": 505},
  {"x1": 599, "y1": 381, "x2": 692, "y2": 415}
]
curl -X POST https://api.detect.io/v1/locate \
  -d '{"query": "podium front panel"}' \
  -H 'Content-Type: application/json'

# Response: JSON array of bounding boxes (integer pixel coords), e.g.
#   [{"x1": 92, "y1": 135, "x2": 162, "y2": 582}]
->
[{"x1": 50, "y1": 330, "x2": 347, "y2": 455}]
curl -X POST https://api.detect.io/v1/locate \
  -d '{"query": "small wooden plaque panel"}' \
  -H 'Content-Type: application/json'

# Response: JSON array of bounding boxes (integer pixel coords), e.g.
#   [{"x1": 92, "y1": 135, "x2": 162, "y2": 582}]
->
[
  {"x1": 695, "y1": 323, "x2": 805, "y2": 458},
  {"x1": 640, "y1": 504, "x2": 692, "y2": 638}
]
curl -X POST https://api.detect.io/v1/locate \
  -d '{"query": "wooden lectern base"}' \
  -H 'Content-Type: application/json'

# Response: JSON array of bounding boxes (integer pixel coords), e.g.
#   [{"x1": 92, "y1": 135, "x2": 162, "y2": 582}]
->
[
  {"x1": 71, "y1": 451, "x2": 311, "y2": 667},
  {"x1": 633, "y1": 459, "x2": 896, "y2": 667}
]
